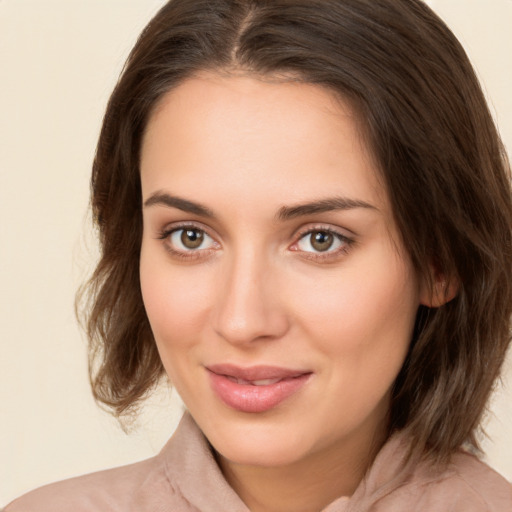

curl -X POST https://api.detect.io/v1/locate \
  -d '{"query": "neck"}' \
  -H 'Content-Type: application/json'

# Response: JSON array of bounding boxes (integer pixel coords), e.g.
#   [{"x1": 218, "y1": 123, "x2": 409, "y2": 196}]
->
[{"x1": 216, "y1": 419, "x2": 388, "y2": 512}]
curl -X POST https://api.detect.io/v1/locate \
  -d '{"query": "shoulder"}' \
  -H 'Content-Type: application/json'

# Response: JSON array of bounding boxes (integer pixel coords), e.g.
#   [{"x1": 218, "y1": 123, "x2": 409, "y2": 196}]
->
[
  {"x1": 440, "y1": 451, "x2": 512, "y2": 510},
  {"x1": 3, "y1": 413, "x2": 244, "y2": 512},
  {"x1": 3, "y1": 454, "x2": 189, "y2": 512},
  {"x1": 4, "y1": 460, "x2": 148, "y2": 512},
  {"x1": 376, "y1": 449, "x2": 512, "y2": 511},
  {"x1": 354, "y1": 433, "x2": 512, "y2": 512}
]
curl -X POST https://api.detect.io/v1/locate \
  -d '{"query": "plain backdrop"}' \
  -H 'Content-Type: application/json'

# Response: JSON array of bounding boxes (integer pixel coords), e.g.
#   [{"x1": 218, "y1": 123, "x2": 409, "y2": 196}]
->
[{"x1": 1, "y1": 0, "x2": 511, "y2": 505}]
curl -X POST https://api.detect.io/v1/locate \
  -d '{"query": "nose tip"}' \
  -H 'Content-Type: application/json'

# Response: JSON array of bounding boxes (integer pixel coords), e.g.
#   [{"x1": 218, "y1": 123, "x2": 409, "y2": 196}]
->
[{"x1": 212, "y1": 261, "x2": 289, "y2": 346}]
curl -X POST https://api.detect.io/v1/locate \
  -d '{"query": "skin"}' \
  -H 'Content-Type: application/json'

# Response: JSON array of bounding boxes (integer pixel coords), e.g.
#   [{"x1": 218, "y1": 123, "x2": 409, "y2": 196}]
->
[{"x1": 139, "y1": 73, "x2": 429, "y2": 512}]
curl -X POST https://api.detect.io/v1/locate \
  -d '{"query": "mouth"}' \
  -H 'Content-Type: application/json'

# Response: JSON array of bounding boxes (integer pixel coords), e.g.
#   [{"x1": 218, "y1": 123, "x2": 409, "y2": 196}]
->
[{"x1": 206, "y1": 364, "x2": 313, "y2": 413}]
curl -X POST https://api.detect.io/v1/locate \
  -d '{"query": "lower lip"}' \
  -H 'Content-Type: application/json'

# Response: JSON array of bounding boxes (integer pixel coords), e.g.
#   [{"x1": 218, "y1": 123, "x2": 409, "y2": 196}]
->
[{"x1": 208, "y1": 371, "x2": 312, "y2": 413}]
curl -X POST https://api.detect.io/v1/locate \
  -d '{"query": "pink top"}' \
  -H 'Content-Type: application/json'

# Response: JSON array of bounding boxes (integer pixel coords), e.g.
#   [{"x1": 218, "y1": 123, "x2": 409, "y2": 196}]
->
[{"x1": 5, "y1": 412, "x2": 512, "y2": 511}]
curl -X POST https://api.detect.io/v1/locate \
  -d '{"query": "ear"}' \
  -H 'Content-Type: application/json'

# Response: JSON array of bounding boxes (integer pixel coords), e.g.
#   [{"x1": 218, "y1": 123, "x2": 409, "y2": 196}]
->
[{"x1": 419, "y1": 268, "x2": 459, "y2": 308}]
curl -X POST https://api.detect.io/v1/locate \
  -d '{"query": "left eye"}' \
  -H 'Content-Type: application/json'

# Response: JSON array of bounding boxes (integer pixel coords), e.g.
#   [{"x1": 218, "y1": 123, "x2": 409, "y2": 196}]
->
[
  {"x1": 169, "y1": 228, "x2": 216, "y2": 251},
  {"x1": 296, "y1": 230, "x2": 346, "y2": 253}
]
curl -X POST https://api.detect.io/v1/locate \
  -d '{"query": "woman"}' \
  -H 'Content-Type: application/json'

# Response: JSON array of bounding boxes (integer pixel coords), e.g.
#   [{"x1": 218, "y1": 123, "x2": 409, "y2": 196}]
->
[{"x1": 6, "y1": 0, "x2": 512, "y2": 510}]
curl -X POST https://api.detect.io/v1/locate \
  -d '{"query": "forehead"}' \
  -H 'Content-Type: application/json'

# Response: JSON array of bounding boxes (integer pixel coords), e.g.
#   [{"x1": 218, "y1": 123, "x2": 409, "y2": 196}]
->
[{"x1": 140, "y1": 73, "x2": 387, "y2": 212}]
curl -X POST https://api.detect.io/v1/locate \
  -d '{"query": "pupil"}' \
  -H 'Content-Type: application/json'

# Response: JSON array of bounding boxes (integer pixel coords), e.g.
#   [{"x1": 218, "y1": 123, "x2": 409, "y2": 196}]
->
[
  {"x1": 181, "y1": 229, "x2": 203, "y2": 249},
  {"x1": 311, "y1": 231, "x2": 333, "y2": 252}
]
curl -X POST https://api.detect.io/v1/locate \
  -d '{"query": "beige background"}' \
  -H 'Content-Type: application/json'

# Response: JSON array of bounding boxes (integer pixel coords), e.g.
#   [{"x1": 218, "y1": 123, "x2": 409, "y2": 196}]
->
[{"x1": 1, "y1": 0, "x2": 511, "y2": 505}]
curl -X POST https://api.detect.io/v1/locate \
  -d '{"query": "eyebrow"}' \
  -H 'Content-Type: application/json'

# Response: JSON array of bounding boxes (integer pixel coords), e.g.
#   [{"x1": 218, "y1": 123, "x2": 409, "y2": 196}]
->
[
  {"x1": 143, "y1": 192, "x2": 377, "y2": 220},
  {"x1": 276, "y1": 196, "x2": 377, "y2": 221},
  {"x1": 144, "y1": 192, "x2": 214, "y2": 217}
]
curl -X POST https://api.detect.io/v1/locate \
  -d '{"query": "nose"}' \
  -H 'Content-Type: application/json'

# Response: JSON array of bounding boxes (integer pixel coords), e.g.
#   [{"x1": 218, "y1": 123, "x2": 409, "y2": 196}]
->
[{"x1": 212, "y1": 249, "x2": 290, "y2": 346}]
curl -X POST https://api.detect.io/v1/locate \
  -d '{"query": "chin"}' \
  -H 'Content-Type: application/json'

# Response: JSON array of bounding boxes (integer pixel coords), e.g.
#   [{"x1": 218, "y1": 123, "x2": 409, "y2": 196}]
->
[
  {"x1": 201, "y1": 412, "x2": 314, "y2": 468},
  {"x1": 217, "y1": 434, "x2": 308, "y2": 468}
]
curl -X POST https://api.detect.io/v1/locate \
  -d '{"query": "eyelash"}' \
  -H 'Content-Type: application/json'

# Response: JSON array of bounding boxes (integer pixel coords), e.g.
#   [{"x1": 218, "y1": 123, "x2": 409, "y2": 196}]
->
[{"x1": 156, "y1": 223, "x2": 355, "y2": 262}]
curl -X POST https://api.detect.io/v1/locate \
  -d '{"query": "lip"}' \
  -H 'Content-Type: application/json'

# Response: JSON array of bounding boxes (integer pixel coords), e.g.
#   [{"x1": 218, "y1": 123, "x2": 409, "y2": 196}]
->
[{"x1": 206, "y1": 364, "x2": 312, "y2": 413}]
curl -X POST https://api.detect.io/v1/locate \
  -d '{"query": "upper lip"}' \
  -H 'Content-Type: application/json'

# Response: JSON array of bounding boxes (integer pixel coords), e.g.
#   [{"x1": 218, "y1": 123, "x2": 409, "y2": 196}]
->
[{"x1": 206, "y1": 363, "x2": 311, "y2": 381}]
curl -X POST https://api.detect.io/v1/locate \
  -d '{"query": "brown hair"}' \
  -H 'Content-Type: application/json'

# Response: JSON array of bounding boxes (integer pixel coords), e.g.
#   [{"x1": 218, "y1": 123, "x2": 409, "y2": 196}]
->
[{"x1": 80, "y1": 0, "x2": 512, "y2": 461}]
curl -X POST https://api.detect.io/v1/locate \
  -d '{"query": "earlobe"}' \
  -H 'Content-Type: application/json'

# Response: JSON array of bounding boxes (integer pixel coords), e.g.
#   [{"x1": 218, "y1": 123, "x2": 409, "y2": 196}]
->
[{"x1": 419, "y1": 275, "x2": 458, "y2": 308}]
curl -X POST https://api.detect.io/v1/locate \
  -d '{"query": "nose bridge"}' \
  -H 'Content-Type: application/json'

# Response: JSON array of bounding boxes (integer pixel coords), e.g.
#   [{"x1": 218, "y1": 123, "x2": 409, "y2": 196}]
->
[{"x1": 213, "y1": 245, "x2": 288, "y2": 345}]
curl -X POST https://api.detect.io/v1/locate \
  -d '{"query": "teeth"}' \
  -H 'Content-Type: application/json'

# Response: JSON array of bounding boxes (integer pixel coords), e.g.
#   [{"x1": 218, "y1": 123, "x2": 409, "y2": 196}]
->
[
  {"x1": 225, "y1": 376, "x2": 282, "y2": 386},
  {"x1": 243, "y1": 379, "x2": 281, "y2": 386}
]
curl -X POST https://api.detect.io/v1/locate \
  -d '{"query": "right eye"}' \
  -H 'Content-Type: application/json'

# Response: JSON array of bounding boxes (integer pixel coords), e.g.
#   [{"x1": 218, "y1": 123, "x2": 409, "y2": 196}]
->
[{"x1": 167, "y1": 227, "x2": 217, "y2": 252}]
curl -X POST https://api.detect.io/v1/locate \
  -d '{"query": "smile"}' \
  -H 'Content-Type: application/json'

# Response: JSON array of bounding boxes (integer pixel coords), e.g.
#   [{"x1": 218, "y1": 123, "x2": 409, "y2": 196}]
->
[{"x1": 206, "y1": 364, "x2": 312, "y2": 413}]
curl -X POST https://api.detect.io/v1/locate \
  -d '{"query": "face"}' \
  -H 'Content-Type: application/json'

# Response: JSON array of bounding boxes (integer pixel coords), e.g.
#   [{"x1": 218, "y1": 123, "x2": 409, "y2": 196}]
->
[{"x1": 140, "y1": 73, "x2": 422, "y2": 469}]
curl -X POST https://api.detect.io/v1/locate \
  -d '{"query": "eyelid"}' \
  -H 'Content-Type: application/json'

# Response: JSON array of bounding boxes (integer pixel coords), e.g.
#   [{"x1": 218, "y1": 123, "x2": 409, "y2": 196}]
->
[
  {"x1": 157, "y1": 220, "x2": 217, "y2": 239},
  {"x1": 292, "y1": 223, "x2": 355, "y2": 244}
]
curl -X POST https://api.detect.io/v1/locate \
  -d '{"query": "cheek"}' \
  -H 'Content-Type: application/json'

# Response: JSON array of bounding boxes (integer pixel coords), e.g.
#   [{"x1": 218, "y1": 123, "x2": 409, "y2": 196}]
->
[
  {"x1": 139, "y1": 252, "x2": 212, "y2": 352},
  {"x1": 139, "y1": 259, "x2": 215, "y2": 397},
  {"x1": 298, "y1": 263, "x2": 418, "y2": 426},
  {"x1": 291, "y1": 251, "x2": 418, "y2": 367}
]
